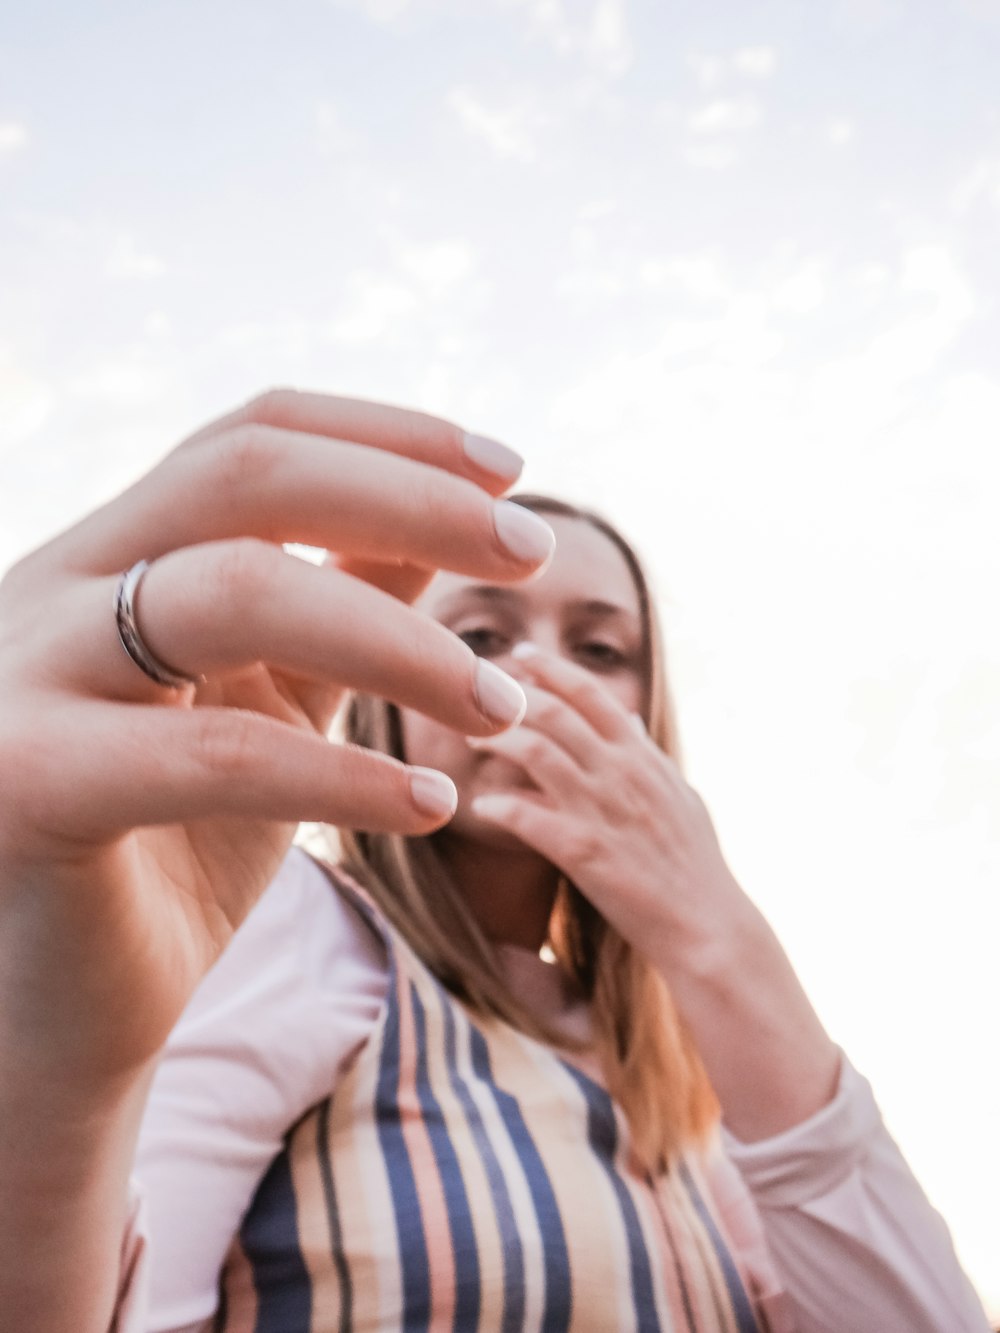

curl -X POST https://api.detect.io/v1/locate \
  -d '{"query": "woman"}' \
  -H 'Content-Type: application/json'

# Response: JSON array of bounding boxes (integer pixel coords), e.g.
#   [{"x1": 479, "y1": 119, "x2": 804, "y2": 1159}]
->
[{"x1": 0, "y1": 391, "x2": 988, "y2": 1331}]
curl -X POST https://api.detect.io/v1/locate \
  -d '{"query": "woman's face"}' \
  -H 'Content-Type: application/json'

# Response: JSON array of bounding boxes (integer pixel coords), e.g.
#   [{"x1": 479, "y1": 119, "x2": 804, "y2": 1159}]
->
[{"x1": 400, "y1": 513, "x2": 646, "y2": 847}]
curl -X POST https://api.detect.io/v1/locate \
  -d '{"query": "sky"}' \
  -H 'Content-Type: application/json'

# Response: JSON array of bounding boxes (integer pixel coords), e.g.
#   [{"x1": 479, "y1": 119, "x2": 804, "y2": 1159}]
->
[{"x1": 2, "y1": 0, "x2": 999, "y2": 1314}]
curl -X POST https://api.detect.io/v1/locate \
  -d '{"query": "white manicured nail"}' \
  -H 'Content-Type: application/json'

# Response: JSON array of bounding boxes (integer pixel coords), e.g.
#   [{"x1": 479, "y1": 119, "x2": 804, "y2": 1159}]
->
[
  {"x1": 409, "y1": 768, "x2": 458, "y2": 819},
  {"x1": 511, "y1": 641, "x2": 541, "y2": 661},
  {"x1": 475, "y1": 658, "x2": 527, "y2": 726},
  {"x1": 463, "y1": 432, "x2": 523, "y2": 482},
  {"x1": 493, "y1": 502, "x2": 556, "y2": 565}
]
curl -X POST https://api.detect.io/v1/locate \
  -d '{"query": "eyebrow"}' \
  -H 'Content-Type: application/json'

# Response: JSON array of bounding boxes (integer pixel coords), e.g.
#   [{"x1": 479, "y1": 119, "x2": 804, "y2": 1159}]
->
[{"x1": 434, "y1": 586, "x2": 639, "y2": 622}]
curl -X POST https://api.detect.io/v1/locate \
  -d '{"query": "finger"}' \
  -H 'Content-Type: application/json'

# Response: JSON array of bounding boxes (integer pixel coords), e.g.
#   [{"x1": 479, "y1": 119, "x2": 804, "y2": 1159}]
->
[
  {"x1": 511, "y1": 682, "x2": 607, "y2": 768},
  {"x1": 470, "y1": 792, "x2": 567, "y2": 864},
  {"x1": 330, "y1": 555, "x2": 434, "y2": 605},
  {"x1": 182, "y1": 388, "x2": 523, "y2": 496},
  {"x1": 466, "y1": 725, "x2": 580, "y2": 801},
  {"x1": 510, "y1": 643, "x2": 635, "y2": 743},
  {"x1": 76, "y1": 544, "x2": 529, "y2": 734},
  {"x1": 61, "y1": 429, "x2": 554, "y2": 585},
  {"x1": 32, "y1": 704, "x2": 459, "y2": 840}
]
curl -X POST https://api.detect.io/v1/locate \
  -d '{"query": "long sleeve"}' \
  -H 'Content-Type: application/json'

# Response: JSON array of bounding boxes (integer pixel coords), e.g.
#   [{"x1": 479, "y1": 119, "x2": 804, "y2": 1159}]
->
[
  {"x1": 113, "y1": 850, "x2": 388, "y2": 1333},
  {"x1": 719, "y1": 1055, "x2": 990, "y2": 1332}
]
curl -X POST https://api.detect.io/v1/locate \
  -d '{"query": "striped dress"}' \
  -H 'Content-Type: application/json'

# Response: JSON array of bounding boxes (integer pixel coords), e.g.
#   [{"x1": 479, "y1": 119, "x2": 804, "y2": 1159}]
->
[{"x1": 213, "y1": 873, "x2": 771, "y2": 1332}]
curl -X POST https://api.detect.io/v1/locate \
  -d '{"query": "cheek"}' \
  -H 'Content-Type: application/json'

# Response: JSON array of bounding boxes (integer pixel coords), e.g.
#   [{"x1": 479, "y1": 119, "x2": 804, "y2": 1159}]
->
[{"x1": 398, "y1": 709, "x2": 467, "y2": 776}]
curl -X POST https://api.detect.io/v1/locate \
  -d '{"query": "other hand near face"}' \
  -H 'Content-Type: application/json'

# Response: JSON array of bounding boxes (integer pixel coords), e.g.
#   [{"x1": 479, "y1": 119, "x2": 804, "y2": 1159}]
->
[{"x1": 468, "y1": 643, "x2": 752, "y2": 971}]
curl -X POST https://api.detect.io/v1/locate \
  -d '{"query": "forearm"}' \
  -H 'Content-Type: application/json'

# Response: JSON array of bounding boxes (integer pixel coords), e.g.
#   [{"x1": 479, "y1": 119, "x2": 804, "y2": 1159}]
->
[
  {"x1": 655, "y1": 891, "x2": 840, "y2": 1141},
  {"x1": 0, "y1": 1058, "x2": 155, "y2": 1333}
]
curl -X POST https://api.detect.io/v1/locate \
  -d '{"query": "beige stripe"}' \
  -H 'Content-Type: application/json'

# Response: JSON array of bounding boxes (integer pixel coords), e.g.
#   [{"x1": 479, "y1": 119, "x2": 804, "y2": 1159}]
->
[{"x1": 410, "y1": 964, "x2": 510, "y2": 1329}]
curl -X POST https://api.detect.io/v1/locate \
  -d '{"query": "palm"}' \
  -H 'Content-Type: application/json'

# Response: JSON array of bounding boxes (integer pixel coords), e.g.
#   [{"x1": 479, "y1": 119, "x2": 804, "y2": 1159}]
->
[{"x1": 112, "y1": 665, "x2": 342, "y2": 1044}]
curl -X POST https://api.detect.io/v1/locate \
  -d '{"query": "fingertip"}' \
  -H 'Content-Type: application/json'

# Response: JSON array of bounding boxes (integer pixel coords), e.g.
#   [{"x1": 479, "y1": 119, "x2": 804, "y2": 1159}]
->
[
  {"x1": 493, "y1": 502, "x2": 556, "y2": 568},
  {"x1": 462, "y1": 432, "x2": 524, "y2": 486},
  {"x1": 408, "y1": 767, "x2": 458, "y2": 821},
  {"x1": 474, "y1": 658, "x2": 527, "y2": 729}
]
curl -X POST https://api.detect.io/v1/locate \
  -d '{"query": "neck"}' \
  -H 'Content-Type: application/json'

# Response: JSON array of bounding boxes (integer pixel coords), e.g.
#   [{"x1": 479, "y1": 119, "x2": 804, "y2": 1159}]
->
[{"x1": 433, "y1": 832, "x2": 560, "y2": 951}]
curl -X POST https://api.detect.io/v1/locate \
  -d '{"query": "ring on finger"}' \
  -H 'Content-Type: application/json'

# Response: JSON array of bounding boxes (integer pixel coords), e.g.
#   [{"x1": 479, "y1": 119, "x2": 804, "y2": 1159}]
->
[{"x1": 114, "y1": 558, "x2": 202, "y2": 690}]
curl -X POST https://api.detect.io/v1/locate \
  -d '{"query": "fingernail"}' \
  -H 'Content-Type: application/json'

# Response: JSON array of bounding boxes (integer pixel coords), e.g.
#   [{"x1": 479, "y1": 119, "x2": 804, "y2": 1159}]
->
[
  {"x1": 409, "y1": 767, "x2": 458, "y2": 819},
  {"x1": 511, "y1": 641, "x2": 540, "y2": 662},
  {"x1": 463, "y1": 432, "x2": 524, "y2": 482},
  {"x1": 475, "y1": 658, "x2": 527, "y2": 726},
  {"x1": 493, "y1": 502, "x2": 556, "y2": 565}
]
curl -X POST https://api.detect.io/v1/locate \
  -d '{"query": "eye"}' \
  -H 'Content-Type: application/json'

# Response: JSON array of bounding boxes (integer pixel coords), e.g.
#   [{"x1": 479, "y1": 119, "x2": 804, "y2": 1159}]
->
[
  {"x1": 576, "y1": 641, "x2": 629, "y2": 669},
  {"x1": 458, "y1": 626, "x2": 510, "y2": 658}
]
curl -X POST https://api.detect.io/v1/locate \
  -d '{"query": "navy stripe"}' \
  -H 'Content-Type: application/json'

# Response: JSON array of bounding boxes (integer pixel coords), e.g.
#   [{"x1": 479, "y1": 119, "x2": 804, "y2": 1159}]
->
[
  {"x1": 237, "y1": 1143, "x2": 313, "y2": 1331},
  {"x1": 562, "y1": 1062, "x2": 661, "y2": 1332},
  {"x1": 316, "y1": 1098, "x2": 353, "y2": 1333},
  {"x1": 441, "y1": 996, "x2": 526, "y2": 1333},
  {"x1": 410, "y1": 984, "x2": 482, "y2": 1331},
  {"x1": 679, "y1": 1161, "x2": 760, "y2": 1333},
  {"x1": 469, "y1": 1025, "x2": 572, "y2": 1333},
  {"x1": 375, "y1": 960, "x2": 432, "y2": 1329}
]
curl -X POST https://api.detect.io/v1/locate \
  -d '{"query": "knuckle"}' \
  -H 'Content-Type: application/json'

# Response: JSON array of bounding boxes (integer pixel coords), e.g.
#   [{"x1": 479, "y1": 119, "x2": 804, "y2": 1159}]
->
[
  {"x1": 192, "y1": 709, "x2": 261, "y2": 780},
  {"x1": 569, "y1": 678, "x2": 604, "y2": 713},
  {"x1": 203, "y1": 539, "x2": 272, "y2": 611},
  {"x1": 568, "y1": 827, "x2": 604, "y2": 870},
  {"x1": 208, "y1": 424, "x2": 281, "y2": 494},
  {"x1": 246, "y1": 387, "x2": 298, "y2": 425}
]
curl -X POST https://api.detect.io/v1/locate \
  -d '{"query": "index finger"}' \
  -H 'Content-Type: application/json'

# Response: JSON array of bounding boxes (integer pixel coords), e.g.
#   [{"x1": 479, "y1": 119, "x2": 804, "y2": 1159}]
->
[{"x1": 184, "y1": 388, "x2": 524, "y2": 497}]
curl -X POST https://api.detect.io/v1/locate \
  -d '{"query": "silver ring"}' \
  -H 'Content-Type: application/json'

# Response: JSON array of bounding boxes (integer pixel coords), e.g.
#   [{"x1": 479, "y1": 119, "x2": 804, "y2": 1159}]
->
[{"x1": 114, "y1": 559, "x2": 199, "y2": 690}]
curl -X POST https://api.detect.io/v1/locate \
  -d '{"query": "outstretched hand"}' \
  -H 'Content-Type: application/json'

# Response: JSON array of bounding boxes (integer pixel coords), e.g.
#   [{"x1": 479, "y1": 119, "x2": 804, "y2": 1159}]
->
[{"x1": 0, "y1": 389, "x2": 553, "y2": 1082}]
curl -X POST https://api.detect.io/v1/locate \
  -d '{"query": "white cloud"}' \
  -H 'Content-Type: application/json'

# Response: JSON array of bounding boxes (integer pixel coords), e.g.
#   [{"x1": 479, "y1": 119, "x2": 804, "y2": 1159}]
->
[
  {"x1": 329, "y1": 0, "x2": 412, "y2": 26},
  {"x1": 507, "y1": 0, "x2": 633, "y2": 77},
  {"x1": 69, "y1": 358, "x2": 171, "y2": 405},
  {"x1": 447, "y1": 86, "x2": 540, "y2": 161},
  {"x1": 687, "y1": 52, "x2": 725, "y2": 89},
  {"x1": 732, "y1": 45, "x2": 778, "y2": 78},
  {"x1": 772, "y1": 262, "x2": 827, "y2": 314},
  {"x1": 329, "y1": 275, "x2": 419, "y2": 342},
  {"x1": 315, "y1": 99, "x2": 358, "y2": 155},
  {"x1": 689, "y1": 99, "x2": 761, "y2": 134},
  {"x1": 392, "y1": 235, "x2": 477, "y2": 291},
  {"x1": 951, "y1": 157, "x2": 1000, "y2": 214},
  {"x1": 0, "y1": 351, "x2": 51, "y2": 447},
  {"x1": 0, "y1": 122, "x2": 28, "y2": 154},
  {"x1": 827, "y1": 117, "x2": 855, "y2": 146},
  {"x1": 681, "y1": 142, "x2": 738, "y2": 170},
  {"x1": 639, "y1": 253, "x2": 730, "y2": 303},
  {"x1": 105, "y1": 233, "x2": 166, "y2": 280}
]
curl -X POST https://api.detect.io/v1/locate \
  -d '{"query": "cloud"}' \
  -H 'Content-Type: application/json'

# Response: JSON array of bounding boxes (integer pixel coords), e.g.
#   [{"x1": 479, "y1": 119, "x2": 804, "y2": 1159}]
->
[
  {"x1": 329, "y1": 275, "x2": 420, "y2": 342},
  {"x1": 315, "y1": 99, "x2": 359, "y2": 155},
  {"x1": 639, "y1": 253, "x2": 730, "y2": 303},
  {"x1": 0, "y1": 349, "x2": 51, "y2": 447},
  {"x1": 0, "y1": 122, "x2": 28, "y2": 154},
  {"x1": 772, "y1": 262, "x2": 827, "y2": 314},
  {"x1": 827, "y1": 117, "x2": 855, "y2": 146},
  {"x1": 505, "y1": 0, "x2": 633, "y2": 77},
  {"x1": 681, "y1": 142, "x2": 738, "y2": 171},
  {"x1": 732, "y1": 46, "x2": 778, "y2": 78},
  {"x1": 688, "y1": 45, "x2": 777, "y2": 87},
  {"x1": 328, "y1": 0, "x2": 412, "y2": 25},
  {"x1": 329, "y1": 235, "x2": 480, "y2": 343},
  {"x1": 105, "y1": 233, "x2": 166, "y2": 280},
  {"x1": 447, "y1": 86, "x2": 540, "y2": 161},
  {"x1": 951, "y1": 157, "x2": 1000, "y2": 214},
  {"x1": 689, "y1": 99, "x2": 761, "y2": 134}
]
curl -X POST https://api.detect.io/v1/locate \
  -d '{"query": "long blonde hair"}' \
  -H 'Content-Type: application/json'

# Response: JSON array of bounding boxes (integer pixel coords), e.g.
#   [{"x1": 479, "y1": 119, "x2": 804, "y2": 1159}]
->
[{"x1": 339, "y1": 496, "x2": 719, "y2": 1169}]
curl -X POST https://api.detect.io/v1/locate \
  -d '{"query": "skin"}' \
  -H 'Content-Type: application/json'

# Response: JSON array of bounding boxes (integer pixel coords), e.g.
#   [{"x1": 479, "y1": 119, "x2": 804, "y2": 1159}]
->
[
  {"x1": 0, "y1": 390, "x2": 553, "y2": 1333},
  {"x1": 402, "y1": 514, "x2": 841, "y2": 1148},
  {"x1": 400, "y1": 514, "x2": 646, "y2": 949}
]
